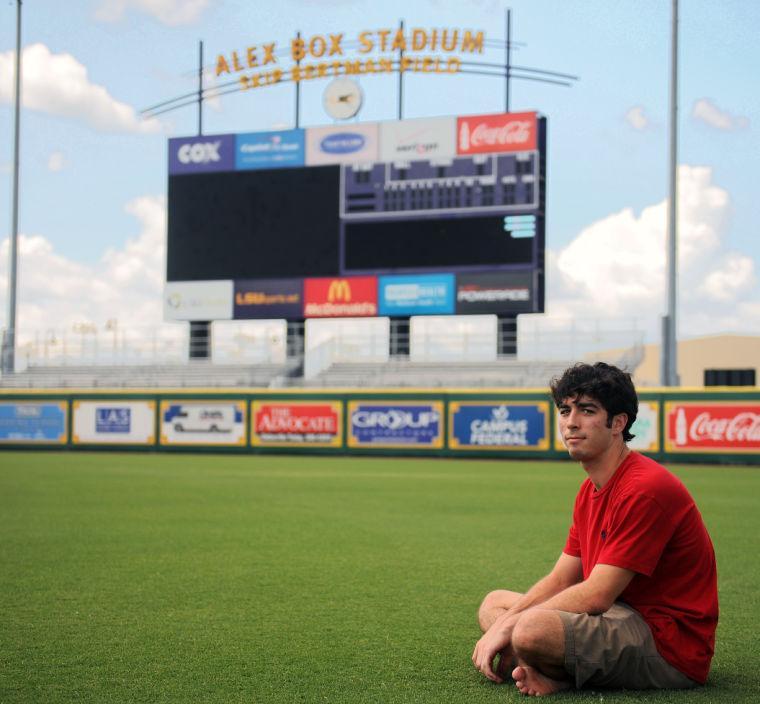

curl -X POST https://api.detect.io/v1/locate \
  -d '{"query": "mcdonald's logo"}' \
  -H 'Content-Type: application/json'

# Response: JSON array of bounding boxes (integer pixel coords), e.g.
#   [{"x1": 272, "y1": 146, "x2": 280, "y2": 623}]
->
[
  {"x1": 327, "y1": 279, "x2": 352, "y2": 302},
  {"x1": 304, "y1": 276, "x2": 378, "y2": 318}
]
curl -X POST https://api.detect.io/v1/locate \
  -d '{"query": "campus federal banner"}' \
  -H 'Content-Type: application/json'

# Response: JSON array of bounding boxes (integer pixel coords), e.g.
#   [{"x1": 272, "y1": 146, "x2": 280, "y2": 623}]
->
[
  {"x1": 72, "y1": 400, "x2": 156, "y2": 445},
  {"x1": 449, "y1": 401, "x2": 549, "y2": 450},
  {"x1": 664, "y1": 401, "x2": 760, "y2": 454},
  {"x1": 251, "y1": 401, "x2": 342, "y2": 447},
  {"x1": 160, "y1": 401, "x2": 246, "y2": 446},
  {"x1": 347, "y1": 401, "x2": 444, "y2": 449},
  {"x1": 0, "y1": 401, "x2": 67, "y2": 444}
]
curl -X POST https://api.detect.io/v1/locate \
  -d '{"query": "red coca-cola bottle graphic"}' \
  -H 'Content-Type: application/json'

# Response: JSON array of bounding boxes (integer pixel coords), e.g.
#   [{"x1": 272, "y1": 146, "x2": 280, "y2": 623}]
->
[
  {"x1": 459, "y1": 121, "x2": 470, "y2": 151},
  {"x1": 675, "y1": 408, "x2": 687, "y2": 446}
]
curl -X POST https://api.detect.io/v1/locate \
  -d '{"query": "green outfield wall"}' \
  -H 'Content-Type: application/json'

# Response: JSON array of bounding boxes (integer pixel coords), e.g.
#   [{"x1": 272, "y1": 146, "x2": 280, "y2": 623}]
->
[{"x1": 0, "y1": 388, "x2": 757, "y2": 464}]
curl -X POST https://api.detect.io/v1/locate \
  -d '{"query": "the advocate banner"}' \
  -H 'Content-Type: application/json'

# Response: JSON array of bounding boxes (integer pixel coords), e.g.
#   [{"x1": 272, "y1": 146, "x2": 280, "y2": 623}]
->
[
  {"x1": 234, "y1": 278, "x2": 303, "y2": 319},
  {"x1": 0, "y1": 401, "x2": 67, "y2": 444},
  {"x1": 457, "y1": 111, "x2": 537, "y2": 155},
  {"x1": 665, "y1": 401, "x2": 760, "y2": 453},
  {"x1": 72, "y1": 400, "x2": 156, "y2": 445},
  {"x1": 251, "y1": 401, "x2": 342, "y2": 447},
  {"x1": 160, "y1": 401, "x2": 246, "y2": 446},
  {"x1": 304, "y1": 276, "x2": 377, "y2": 317},
  {"x1": 168, "y1": 133, "x2": 236, "y2": 174},
  {"x1": 348, "y1": 401, "x2": 443, "y2": 448},
  {"x1": 553, "y1": 400, "x2": 660, "y2": 453},
  {"x1": 449, "y1": 401, "x2": 549, "y2": 450}
]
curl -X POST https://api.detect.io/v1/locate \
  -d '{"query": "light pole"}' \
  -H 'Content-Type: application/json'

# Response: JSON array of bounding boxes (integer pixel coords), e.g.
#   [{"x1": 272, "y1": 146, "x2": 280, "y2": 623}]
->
[{"x1": 2, "y1": 0, "x2": 22, "y2": 375}]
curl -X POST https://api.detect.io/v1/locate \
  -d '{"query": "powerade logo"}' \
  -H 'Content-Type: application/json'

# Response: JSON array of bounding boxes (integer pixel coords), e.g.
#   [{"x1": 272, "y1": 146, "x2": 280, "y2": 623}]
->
[
  {"x1": 320, "y1": 133, "x2": 365, "y2": 154},
  {"x1": 177, "y1": 141, "x2": 221, "y2": 164},
  {"x1": 96, "y1": 408, "x2": 131, "y2": 433}
]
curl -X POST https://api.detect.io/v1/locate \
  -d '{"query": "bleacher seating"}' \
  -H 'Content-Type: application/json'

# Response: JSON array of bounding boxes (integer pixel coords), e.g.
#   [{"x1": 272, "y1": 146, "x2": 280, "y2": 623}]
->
[
  {"x1": 302, "y1": 359, "x2": 575, "y2": 389},
  {"x1": 0, "y1": 362, "x2": 296, "y2": 389}
]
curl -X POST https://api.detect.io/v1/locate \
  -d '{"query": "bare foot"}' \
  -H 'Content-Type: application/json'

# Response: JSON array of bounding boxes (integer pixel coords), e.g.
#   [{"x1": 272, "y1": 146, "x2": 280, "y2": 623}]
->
[{"x1": 512, "y1": 665, "x2": 571, "y2": 697}]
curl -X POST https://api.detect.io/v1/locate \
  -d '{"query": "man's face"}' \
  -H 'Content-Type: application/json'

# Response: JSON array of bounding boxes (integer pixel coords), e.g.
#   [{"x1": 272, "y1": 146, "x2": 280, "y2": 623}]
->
[{"x1": 557, "y1": 394, "x2": 626, "y2": 462}]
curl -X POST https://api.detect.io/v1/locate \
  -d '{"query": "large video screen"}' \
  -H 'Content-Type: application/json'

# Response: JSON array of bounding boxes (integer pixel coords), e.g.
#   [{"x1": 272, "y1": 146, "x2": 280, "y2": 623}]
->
[{"x1": 165, "y1": 112, "x2": 546, "y2": 321}]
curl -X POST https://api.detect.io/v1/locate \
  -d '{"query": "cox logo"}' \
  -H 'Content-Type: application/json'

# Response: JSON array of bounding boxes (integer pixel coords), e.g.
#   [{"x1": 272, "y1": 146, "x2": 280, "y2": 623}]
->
[
  {"x1": 177, "y1": 141, "x2": 222, "y2": 164},
  {"x1": 320, "y1": 133, "x2": 365, "y2": 154}
]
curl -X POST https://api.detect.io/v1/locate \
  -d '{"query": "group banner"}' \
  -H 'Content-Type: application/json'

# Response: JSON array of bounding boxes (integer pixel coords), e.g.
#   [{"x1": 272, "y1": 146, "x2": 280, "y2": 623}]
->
[
  {"x1": 160, "y1": 401, "x2": 247, "y2": 446},
  {"x1": 449, "y1": 401, "x2": 549, "y2": 450},
  {"x1": 72, "y1": 400, "x2": 156, "y2": 445},
  {"x1": 0, "y1": 401, "x2": 67, "y2": 444},
  {"x1": 347, "y1": 401, "x2": 444, "y2": 449},
  {"x1": 251, "y1": 401, "x2": 342, "y2": 447}
]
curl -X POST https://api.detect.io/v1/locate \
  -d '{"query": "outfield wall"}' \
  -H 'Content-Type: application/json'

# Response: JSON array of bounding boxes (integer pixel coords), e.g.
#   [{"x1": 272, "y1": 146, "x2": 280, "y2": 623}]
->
[{"x1": 0, "y1": 388, "x2": 758, "y2": 464}]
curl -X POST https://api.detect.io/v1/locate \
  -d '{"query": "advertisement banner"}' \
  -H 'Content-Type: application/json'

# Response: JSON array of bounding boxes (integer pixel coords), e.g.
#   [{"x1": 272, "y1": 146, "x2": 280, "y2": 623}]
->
[
  {"x1": 306, "y1": 123, "x2": 379, "y2": 165},
  {"x1": 379, "y1": 273, "x2": 455, "y2": 316},
  {"x1": 664, "y1": 401, "x2": 760, "y2": 453},
  {"x1": 160, "y1": 401, "x2": 246, "y2": 446},
  {"x1": 449, "y1": 401, "x2": 549, "y2": 450},
  {"x1": 0, "y1": 401, "x2": 67, "y2": 444},
  {"x1": 251, "y1": 401, "x2": 342, "y2": 447},
  {"x1": 456, "y1": 271, "x2": 534, "y2": 314},
  {"x1": 347, "y1": 401, "x2": 444, "y2": 448},
  {"x1": 234, "y1": 279, "x2": 303, "y2": 319},
  {"x1": 304, "y1": 276, "x2": 377, "y2": 318},
  {"x1": 72, "y1": 400, "x2": 156, "y2": 445},
  {"x1": 168, "y1": 133, "x2": 236, "y2": 174},
  {"x1": 379, "y1": 116, "x2": 457, "y2": 162},
  {"x1": 457, "y1": 112, "x2": 537, "y2": 155},
  {"x1": 553, "y1": 401, "x2": 660, "y2": 453},
  {"x1": 164, "y1": 280, "x2": 234, "y2": 321},
  {"x1": 235, "y1": 129, "x2": 305, "y2": 170}
]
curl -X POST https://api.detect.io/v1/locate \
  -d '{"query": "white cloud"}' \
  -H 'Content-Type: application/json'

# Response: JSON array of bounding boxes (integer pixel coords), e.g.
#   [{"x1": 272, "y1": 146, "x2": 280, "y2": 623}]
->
[
  {"x1": 0, "y1": 43, "x2": 162, "y2": 134},
  {"x1": 47, "y1": 152, "x2": 65, "y2": 172},
  {"x1": 0, "y1": 195, "x2": 167, "y2": 344},
  {"x1": 625, "y1": 105, "x2": 650, "y2": 131},
  {"x1": 546, "y1": 165, "x2": 759, "y2": 338},
  {"x1": 95, "y1": 0, "x2": 210, "y2": 26},
  {"x1": 692, "y1": 98, "x2": 749, "y2": 131}
]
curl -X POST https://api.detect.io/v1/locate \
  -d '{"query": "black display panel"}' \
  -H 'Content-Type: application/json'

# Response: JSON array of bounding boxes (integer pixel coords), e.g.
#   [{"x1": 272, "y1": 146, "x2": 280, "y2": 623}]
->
[
  {"x1": 167, "y1": 166, "x2": 340, "y2": 281},
  {"x1": 343, "y1": 215, "x2": 534, "y2": 271}
]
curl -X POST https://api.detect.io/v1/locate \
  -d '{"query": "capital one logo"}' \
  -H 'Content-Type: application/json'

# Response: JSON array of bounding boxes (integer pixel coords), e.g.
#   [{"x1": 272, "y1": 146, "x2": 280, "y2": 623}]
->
[
  {"x1": 328, "y1": 280, "x2": 352, "y2": 302},
  {"x1": 177, "y1": 141, "x2": 222, "y2": 164}
]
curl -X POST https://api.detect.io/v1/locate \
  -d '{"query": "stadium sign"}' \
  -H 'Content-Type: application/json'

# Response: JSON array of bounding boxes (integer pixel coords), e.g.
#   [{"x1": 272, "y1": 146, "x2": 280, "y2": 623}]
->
[
  {"x1": 378, "y1": 274, "x2": 455, "y2": 316},
  {"x1": 665, "y1": 402, "x2": 760, "y2": 453},
  {"x1": 347, "y1": 401, "x2": 444, "y2": 448},
  {"x1": 457, "y1": 112, "x2": 537, "y2": 154},
  {"x1": 169, "y1": 134, "x2": 236, "y2": 174},
  {"x1": 235, "y1": 129, "x2": 305, "y2": 170},
  {"x1": 251, "y1": 401, "x2": 342, "y2": 447},
  {"x1": 449, "y1": 401, "x2": 549, "y2": 450},
  {"x1": 0, "y1": 401, "x2": 67, "y2": 444},
  {"x1": 160, "y1": 401, "x2": 246, "y2": 446},
  {"x1": 234, "y1": 279, "x2": 303, "y2": 319},
  {"x1": 456, "y1": 272, "x2": 535, "y2": 314},
  {"x1": 304, "y1": 276, "x2": 377, "y2": 317},
  {"x1": 72, "y1": 400, "x2": 156, "y2": 445},
  {"x1": 306, "y1": 123, "x2": 379, "y2": 165},
  {"x1": 216, "y1": 28, "x2": 483, "y2": 91}
]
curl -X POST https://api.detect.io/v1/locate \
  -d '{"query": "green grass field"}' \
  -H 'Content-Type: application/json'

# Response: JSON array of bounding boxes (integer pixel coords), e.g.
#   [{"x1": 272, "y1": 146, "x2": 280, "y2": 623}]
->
[{"x1": 1, "y1": 451, "x2": 758, "y2": 703}]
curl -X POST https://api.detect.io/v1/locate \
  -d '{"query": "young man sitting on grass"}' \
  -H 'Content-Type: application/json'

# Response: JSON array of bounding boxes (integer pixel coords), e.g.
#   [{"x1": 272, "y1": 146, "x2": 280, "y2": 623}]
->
[{"x1": 472, "y1": 362, "x2": 718, "y2": 696}]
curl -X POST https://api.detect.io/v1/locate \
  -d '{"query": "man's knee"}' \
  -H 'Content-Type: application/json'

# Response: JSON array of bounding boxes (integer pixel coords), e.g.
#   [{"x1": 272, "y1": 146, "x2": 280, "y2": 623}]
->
[
  {"x1": 512, "y1": 609, "x2": 565, "y2": 661},
  {"x1": 477, "y1": 589, "x2": 522, "y2": 631}
]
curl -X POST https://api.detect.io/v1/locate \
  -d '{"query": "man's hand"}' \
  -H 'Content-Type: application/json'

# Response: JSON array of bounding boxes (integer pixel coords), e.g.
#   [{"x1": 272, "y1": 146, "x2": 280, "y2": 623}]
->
[{"x1": 472, "y1": 612, "x2": 519, "y2": 683}]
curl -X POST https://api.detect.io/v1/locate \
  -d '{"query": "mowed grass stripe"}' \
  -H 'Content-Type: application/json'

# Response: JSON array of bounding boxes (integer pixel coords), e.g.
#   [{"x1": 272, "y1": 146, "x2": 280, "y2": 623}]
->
[{"x1": 0, "y1": 452, "x2": 758, "y2": 703}]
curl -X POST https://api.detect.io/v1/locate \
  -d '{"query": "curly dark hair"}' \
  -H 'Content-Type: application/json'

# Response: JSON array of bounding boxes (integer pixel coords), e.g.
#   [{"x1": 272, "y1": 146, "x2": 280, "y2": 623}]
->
[{"x1": 550, "y1": 362, "x2": 638, "y2": 442}]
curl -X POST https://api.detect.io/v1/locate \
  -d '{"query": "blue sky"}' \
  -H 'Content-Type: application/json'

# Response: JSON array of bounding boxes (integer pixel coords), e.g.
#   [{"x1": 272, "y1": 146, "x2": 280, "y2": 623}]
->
[{"x1": 0, "y1": 0, "x2": 758, "y2": 348}]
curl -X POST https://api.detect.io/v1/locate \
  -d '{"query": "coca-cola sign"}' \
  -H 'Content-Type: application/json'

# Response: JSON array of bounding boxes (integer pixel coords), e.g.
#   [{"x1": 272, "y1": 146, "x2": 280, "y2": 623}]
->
[
  {"x1": 665, "y1": 402, "x2": 760, "y2": 453},
  {"x1": 457, "y1": 111, "x2": 537, "y2": 155},
  {"x1": 251, "y1": 401, "x2": 342, "y2": 447}
]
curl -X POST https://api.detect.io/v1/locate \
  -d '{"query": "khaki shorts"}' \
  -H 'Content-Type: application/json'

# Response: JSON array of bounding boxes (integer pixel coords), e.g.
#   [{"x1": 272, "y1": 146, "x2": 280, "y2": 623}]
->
[{"x1": 558, "y1": 603, "x2": 698, "y2": 690}]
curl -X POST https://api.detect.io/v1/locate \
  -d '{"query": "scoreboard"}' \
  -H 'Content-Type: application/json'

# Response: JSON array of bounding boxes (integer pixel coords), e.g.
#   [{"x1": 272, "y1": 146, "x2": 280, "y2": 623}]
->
[{"x1": 165, "y1": 111, "x2": 546, "y2": 321}]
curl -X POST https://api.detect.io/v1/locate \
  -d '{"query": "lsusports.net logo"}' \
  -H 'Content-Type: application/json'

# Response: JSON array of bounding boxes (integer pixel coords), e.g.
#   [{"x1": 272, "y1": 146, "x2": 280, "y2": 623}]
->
[{"x1": 303, "y1": 276, "x2": 378, "y2": 317}]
